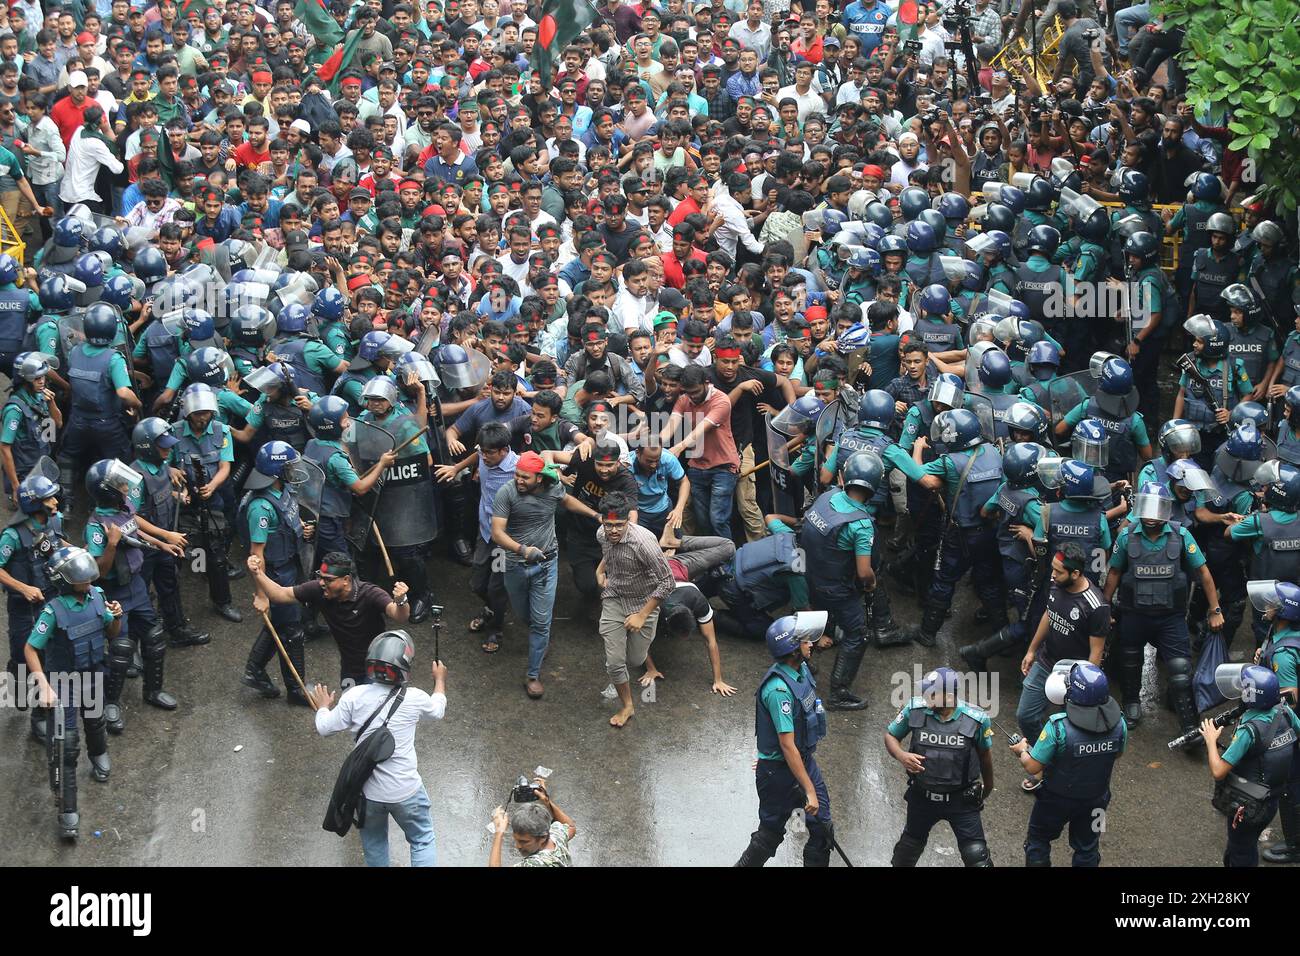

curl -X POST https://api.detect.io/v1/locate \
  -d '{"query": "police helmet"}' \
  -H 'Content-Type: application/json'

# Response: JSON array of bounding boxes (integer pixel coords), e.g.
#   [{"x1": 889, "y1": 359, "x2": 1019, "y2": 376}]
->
[
  {"x1": 11, "y1": 351, "x2": 57, "y2": 383},
  {"x1": 1026, "y1": 340, "x2": 1061, "y2": 375},
  {"x1": 308, "y1": 395, "x2": 351, "y2": 439},
  {"x1": 918, "y1": 283, "x2": 950, "y2": 317},
  {"x1": 361, "y1": 375, "x2": 400, "y2": 408},
  {"x1": 16, "y1": 473, "x2": 59, "y2": 515},
  {"x1": 132, "y1": 246, "x2": 168, "y2": 283},
  {"x1": 1059, "y1": 458, "x2": 1096, "y2": 499},
  {"x1": 1064, "y1": 662, "x2": 1110, "y2": 706},
  {"x1": 856, "y1": 389, "x2": 895, "y2": 430},
  {"x1": 1003, "y1": 441, "x2": 1045, "y2": 488},
  {"x1": 977, "y1": 348, "x2": 1012, "y2": 389},
  {"x1": 1025, "y1": 224, "x2": 1061, "y2": 257},
  {"x1": 1098, "y1": 357, "x2": 1134, "y2": 396},
  {"x1": 927, "y1": 372, "x2": 965, "y2": 410},
  {"x1": 1205, "y1": 212, "x2": 1236, "y2": 236},
  {"x1": 131, "y1": 417, "x2": 180, "y2": 463},
  {"x1": 899, "y1": 186, "x2": 931, "y2": 221},
  {"x1": 1230, "y1": 401, "x2": 1269, "y2": 432},
  {"x1": 905, "y1": 221, "x2": 937, "y2": 255},
  {"x1": 73, "y1": 252, "x2": 105, "y2": 289},
  {"x1": 982, "y1": 203, "x2": 1016, "y2": 234},
  {"x1": 179, "y1": 382, "x2": 220, "y2": 418},
  {"x1": 1123, "y1": 230, "x2": 1160, "y2": 267},
  {"x1": 931, "y1": 408, "x2": 983, "y2": 450},
  {"x1": 46, "y1": 545, "x2": 99, "y2": 589},
  {"x1": 1190, "y1": 172, "x2": 1222, "y2": 202},
  {"x1": 1184, "y1": 313, "x2": 1229, "y2": 359},
  {"x1": 313, "y1": 286, "x2": 347, "y2": 322},
  {"x1": 765, "y1": 611, "x2": 828, "y2": 660},
  {"x1": 89, "y1": 225, "x2": 126, "y2": 260},
  {"x1": 0, "y1": 252, "x2": 18, "y2": 285},
  {"x1": 101, "y1": 273, "x2": 137, "y2": 310},
  {"x1": 276, "y1": 303, "x2": 310, "y2": 334},
  {"x1": 842, "y1": 450, "x2": 884, "y2": 495},
  {"x1": 82, "y1": 302, "x2": 118, "y2": 345},
  {"x1": 1005, "y1": 402, "x2": 1048, "y2": 440},
  {"x1": 53, "y1": 216, "x2": 85, "y2": 249},
  {"x1": 1157, "y1": 419, "x2": 1201, "y2": 458},
  {"x1": 1117, "y1": 169, "x2": 1150, "y2": 204}
]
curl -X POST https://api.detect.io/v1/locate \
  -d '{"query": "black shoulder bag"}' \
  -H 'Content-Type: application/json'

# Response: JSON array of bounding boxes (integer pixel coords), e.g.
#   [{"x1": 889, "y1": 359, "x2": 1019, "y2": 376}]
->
[{"x1": 322, "y1": 685, "x2": 408, "y2": 837}]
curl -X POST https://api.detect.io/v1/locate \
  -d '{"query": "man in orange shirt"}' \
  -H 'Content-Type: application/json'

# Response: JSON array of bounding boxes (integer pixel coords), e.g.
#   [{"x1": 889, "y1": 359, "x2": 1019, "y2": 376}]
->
[{"x1": 659, "y1": 223, "x2": 707, "y2": 290}]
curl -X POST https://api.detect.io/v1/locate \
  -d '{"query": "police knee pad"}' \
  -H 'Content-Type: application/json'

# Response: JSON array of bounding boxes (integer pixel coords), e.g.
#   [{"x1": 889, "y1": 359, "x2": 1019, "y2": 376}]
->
[
  {"x1": 959, "y1": 840, "x2": 992, "y2": 867},
  {"x1": 891, "y1": 832, "x2": 926, "y2": 867},
  {"x1": 735, "y1": 827, "x2": 784, "y2": 867},
  {"x1": 803, "y1": 824, "x2": 833, "y2": 867},
  {"x1": 140, "y1": 622, "x2": 168, "y2": 658},
  {"x1": 1166, "y1": 656, "x2": 1192, "y2": 686},
  {"x1": 108, "y1": 635, "x2": 135, "y2": 669}
]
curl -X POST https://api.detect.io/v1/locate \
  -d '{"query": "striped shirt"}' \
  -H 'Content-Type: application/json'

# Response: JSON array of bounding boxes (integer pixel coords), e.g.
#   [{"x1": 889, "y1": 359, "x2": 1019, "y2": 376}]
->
[{"x1": 596, "y1": 521, "x2": 675, "y2": 608}]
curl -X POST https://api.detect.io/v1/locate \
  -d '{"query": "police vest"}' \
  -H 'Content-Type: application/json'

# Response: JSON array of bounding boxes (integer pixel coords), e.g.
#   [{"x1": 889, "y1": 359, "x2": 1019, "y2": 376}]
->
[
  {"x1": 133, "y1": 461, "x2": 178, "y2": 532},
  {"x1": 303, "y1": 439, "x2": 354, "y2": 518},
  {"x1": 985, "y1": 392, "x2": 1021, "y2": 439},
  {"x1": 733, "y1": 532, "x2": 800, "y2": 612},
  {"x1": 256, "y1": 398, "x2": 310, "y2": 451},
  {"x1": 1015, "y1": 260, "x2": 1065, "y2": 327},
  {"x1": 239, "y1": 486, "x2": 305, "y2": 569},
  {"x1": 2, "y1": 394, "x2": 53, "y2": 475},
  {"x1": 172, "y1": 420, "x2": 225, "y2": 481},
  {"x1": 1260, "y1": 629, "x2": 1300, "y2": 677},
  {"x1": 755, "y1": 662, "x2": 826, "y2": 758},
  {"x1": 331, "y1": 369, "x2": 374, "y2": 416},
  {"x1": 1041, "y1": 713, "x2": 1124, "y2": 800},
  {"x1": 43, "y1": 588, "x2": 108, "y2": 672},
  {"x1": 905, "y1": 253, "x2": 945, "y2": 289},
  {"x1": 834, "y1": 428, "x2": 893, "y2": 507},
  {"x1": 1182, "y1": 358, "x2": 1240, "y2": 428},
  {"x1": 987, "y1": 262, "x2": 1015, "y2": 294},
  {"x1": 913, "y1": 317, "x2": 961, "y2": 354},
  {"x1": 0, "y1": 285, "x2": 29, "y2": 353},
  {"x1": 799, "y1": 491, "x2": 862, "y2": 596},
  {"x1": 1118, "y1": 530, "x2": 1189, "y2": 612},
  {"x1": 996, "y1": 485, "x2": 1037, "y2": 562},
  {"x1": 1227, "y1": 321, "x2": 1272, "y2": 386},
  {"x1": 1179, "y1": 201, "x2": 1224, "y2": 257},
  {"x1": 1227, "y1": 707, "x2": 1297, "y2": 795},
  {"x1": 143, "y1": 320, "x2": 181, "y2": 379},
  {"x1": 907, "y1": 703, "x2": 984, "y2": 793},
  {"x1": 948, "y1": 444, "x2": 1004, "y2": 528},
  {"x1": 1083, "y1": 397, "x2": 1139, "y2": 472},
  {"x1": 1279, "y1": 421, "x2": 1300, "y2": 466},
  {"x1": 1255, "y1": 254, "x2": 1296, "y2": 319},
  {"x1": 1281, "y1": 335, "x2": 1300, "y2": 389},
  {"x1": 272, "y1": 335, "x2": 327, "y2": 395},
  {"x1": 89, "y1": 508, "x2": 145, "y2": 587},
  {"x1": 1251, "y1": 512, "x2": 1300, "y2": 583},
  {"x1": 3, "y1": 512, "x2": 64, "y2": 591},
  {"x1": 1043, "y1": 502, "x2": 1107, "y2": 583},
  {"x1": 1193, "y1": 248, "x2": 1242, "y2": 319},
  {"x1": 67, "y1": 344, "x2": 120, "y2": 415}
]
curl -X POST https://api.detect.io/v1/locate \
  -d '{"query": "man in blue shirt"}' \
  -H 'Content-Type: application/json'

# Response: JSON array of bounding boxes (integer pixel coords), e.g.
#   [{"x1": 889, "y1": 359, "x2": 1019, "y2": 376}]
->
[
  {"x1": 423, "y1": 122, "x2": 478, "y2": 185},
  {"x1": 623, "y1": 441, "x2": 688, "y2": 539},
  {"x1": 843, "y1": 0, "x2": 891, "y2": 56}
]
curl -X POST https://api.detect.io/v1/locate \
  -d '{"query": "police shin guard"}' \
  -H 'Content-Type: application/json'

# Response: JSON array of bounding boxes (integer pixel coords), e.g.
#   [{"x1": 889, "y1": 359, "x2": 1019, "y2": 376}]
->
[
  {"x1": 734, "y1": 827, "x2": 784, "y2": 867},
  {"x1": 1118, "y1": 642, "x2": 1144, "y2": 726},
  {"x1": 907, "y1": 600, "x2": 947, "y2": 649},
  {"x1": 959, "y1": 627, "x2": 1022, "y2": 673},
  {"x1": 959, "y1": 840, "x2": 993, "y2": 867},
  {"x1": 84, "y1": 714, "x2": 110, "y2": 783},
  {"x1": 1261, "y1": 793, "x2": 1300, "y2": 864},
  {"x1": 56, "y1": 725, "x2": 79, "y2": 839},
  {"x1": 104, "y1": 635, "x2": 134, "y2": 734},
  {"x1": 872, "y1": 587, "x2": 910, "y2": 648},
  {"x1": 1166, "y1": 657, "x2": 1199, "y2": 735},
  {"x1": 827, "y1": 643, "x2": 868, "y2": 711},
  {"x1": 281, "y1": 632, "x2": 310, "y2": 708},
  {"x1": 141, "y1": 625, "x2": 177, "y2": 710},
  {"x1": 241, "y1": 629, "x2": 281, "y2": 699},
  {"x1": 803, "y1": 821, "x2": 833, "y2": 867},
  {"x1": 891, "y1": 832, "x2": 926, "y2": 867}
]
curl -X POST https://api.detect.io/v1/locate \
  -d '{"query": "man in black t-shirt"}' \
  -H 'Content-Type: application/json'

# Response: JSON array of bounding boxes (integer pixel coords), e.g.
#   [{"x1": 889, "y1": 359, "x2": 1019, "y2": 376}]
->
[
  {"x1": 708, "y1": 335, "x2": 793, "y2": 541},
  {"x1": 1017, "y1": 543, "x2": 1110, "y2": 745},
  {"x1": 249, "y1": 551, "x2": 410, "y2": 689},
  {"x1": 548, "y1": 440, "x2": 641, "y2": 599},
  {"x1": 641, "y1": 577, "x2": 739, "y2": 698}
]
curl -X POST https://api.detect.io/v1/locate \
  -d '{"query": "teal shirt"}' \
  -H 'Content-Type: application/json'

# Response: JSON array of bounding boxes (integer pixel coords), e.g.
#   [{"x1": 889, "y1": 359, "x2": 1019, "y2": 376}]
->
[
  {"x1": 26, "y1": 588, "x2": 115, "y2": 650},
  {"x1": 32, "y1": 318, "x2": 59, "y2": 354},
  {"x1": 756, "y1": 662, "x2": 802, "y2": 761},
  {"x1": 1264, "y1": 624, "x2": 1300, "y2": 690},
  {"x1": 217, "y1": 387, "x2": 253, "y2": 425},
  {"x1": 315, "y1": 438, "x2": 361, "y2": 487},
  {"x1": 85, "y1": 502, "x2": 142, "y2": 557},
  {"x1": 921, "y1": 444, "x2": 1001, "y2": 505},
  {"x1": 1030, "y1": 711, "x2": 1128, "y2": 764},
  {"x1": 1108, "y1": 523, "x2": 1206, "y2": 572},
  {"x1": 246, "y1": 486, "x2": 287, "y2": 543},
  {"x1": 0, "y1": 390, "x2": 51, "y2": 447},
  {"x1": 320, "y1": 321, "x2": 352, "y2": 360},
  {"x1": 1221, "y1": 706, "x2": 1300, "y2": 766},
  {"x1": 1031, "y1": 498, "x2": 1114, "y2": 554},
  {"x1": 0, "y1": 511, "x2": 61, "y2": 570},
  {"x1": 1062, "y1": 400, "x2": 1151, "y2": 447},
  {"x1": 887, "y1": 698, "x2": 995, "y2": 750},
  {"x1": 357, "y1": 407, "x2": 429, "y2": 455},
  {"x1": 273, "y1": 338, "x2": 343, "y2": 379},
  {"x1": 825, "y1": 489, "x2": 876, "y2": 555},
  {"x1": 1177, "y1": 356, "x2": 1252, "y2": 403},
  {"x1": 823, "y1": 428, "x2": 926, "y2": 483},
  {"x1": 168, "y1": 418, "x2": 235, "y2": 464},
  {"x1": 1230, "y1": 509, "x2": 1300, "y2": 555},
  {"x1": 82, "y1": 344, "x2": 133, "y2": 390},
  {"x1": 336, "y1": 369, "x2": 375, "y2": 409}
]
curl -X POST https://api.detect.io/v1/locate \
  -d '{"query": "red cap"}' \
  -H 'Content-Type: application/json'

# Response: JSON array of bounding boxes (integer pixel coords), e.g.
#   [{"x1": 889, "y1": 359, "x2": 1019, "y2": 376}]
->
[
  {"x1": 516, "y1": 451, "x2": 545, "y2": 474},
  {"x1": 805, "y1": 305, "x2": 828, "y2": 321}
]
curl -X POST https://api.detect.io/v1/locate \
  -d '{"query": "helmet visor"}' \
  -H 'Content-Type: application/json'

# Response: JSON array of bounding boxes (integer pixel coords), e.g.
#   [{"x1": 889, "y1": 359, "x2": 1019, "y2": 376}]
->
[
  {"x1": 788, "y1": 610, "x2": 829, "y2": 645},
  {"x1": 1214, "y1": 663, "x2": 1251, "y2": 701},
  {"x1": 52, "y1": 549, "x2": 100, "y2": 586},
  {"x1": 928, "y1": 377, "x2": 964, "y2": 409},
  {"x1": 1071, "y1": 433, "x2": 1109, "y2": 467},
  {"x1": 964, "y1": 232, "x2": 997, "y2": 256},
  {"x1": 1252, "y1": 459, "x2": 1283, "y2": 488},
  {"x1": 438, "y1": 348, "x2": 492, "y2": 390},
  {"x1": 1183, "y1": 314, "x2": 1216, "y2": 342},
  {"x1": 1247, "y1": 579, "x2": 1282, "y2": 614},
  {"x1": 1162, "y1": 423, "x2": 1201, "y2": 456},
  {"x1": 379, "y1": 335, "x2": 416, "y2": 360},
  {"x1": 1172, "y1": 463, "x2": 1217, "y2": 496},
  {"x1": 243, "y1": 364, "x2": 289, "y2": 396},
  {"x1": 1132, "y1": 491, "x2": 1173, "y2": 522},
  {"x1": 180, "y1": 388, "x2": 220, "y2": 417},
  {"x1": 101, "y1": 459, "x2": 145, "y2": 499},
  {"x1": 1036, "y1": 456, "x2": 1064, "y2": 489},
  {"x1": 397, "y1": 354, "x2": 438, "y2": 385},
  {"x1": 1088, "y1": 350, "x2": 1119, "y2": 379}
]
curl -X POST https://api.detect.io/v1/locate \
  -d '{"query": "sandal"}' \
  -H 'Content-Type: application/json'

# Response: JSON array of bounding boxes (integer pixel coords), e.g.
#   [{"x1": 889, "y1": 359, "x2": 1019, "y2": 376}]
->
[
  {"x1": 481, "y1": 633, "x2": 502, "y2": 654},
  {"x1": 468, "y1": 607, "x2": 495, "y2": 633}
]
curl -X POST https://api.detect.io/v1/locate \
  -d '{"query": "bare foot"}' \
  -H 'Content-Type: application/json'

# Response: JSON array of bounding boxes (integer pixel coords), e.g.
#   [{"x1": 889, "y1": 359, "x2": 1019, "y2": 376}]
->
[
  {"x1": 609, "y1": 706, "x2": 635, "y2": 727},
  {"x1": 638, "y1": 667, "x2": 664, "y2": 687}
]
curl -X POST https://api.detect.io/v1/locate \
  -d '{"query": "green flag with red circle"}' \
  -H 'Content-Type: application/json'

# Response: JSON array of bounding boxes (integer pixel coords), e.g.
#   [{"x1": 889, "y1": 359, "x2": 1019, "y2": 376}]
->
[{"x1": 531, "y1": 0, "x2": 601, "y2": 90}]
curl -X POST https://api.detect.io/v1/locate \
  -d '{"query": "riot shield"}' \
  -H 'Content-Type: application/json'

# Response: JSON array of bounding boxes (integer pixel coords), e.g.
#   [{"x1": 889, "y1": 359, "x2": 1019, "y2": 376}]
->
[
  {"x1": 416, "y1": 320, "x2": 441, "y2": 356},
  {"x1": 57, "y1": 309, "x2": 85, "y2": 354},
  {"x1": 964, "y1": 393, "x2": 1000, "y2": 444},
  {"x1": 965, "y1": 341, "x2": 999, "y2": 392},
  {"x1": 30, "y1": 455, "x2": 59, "y2": 486},
  {"x1": 296, "y1": 457, "x2": 327, "y2": 572},
  {"x1": 346, "y1": 418, "x2": 397, "y2": 465},
  {"x1": 814, "y1": 398, "x2": 854, "y2": 477},
  {"x1": 1026, "y1": 370, "x2": 1095, "y2": 438},
  {"x1": 348, "y1": 416, "x2": 438, "y2": 549}
]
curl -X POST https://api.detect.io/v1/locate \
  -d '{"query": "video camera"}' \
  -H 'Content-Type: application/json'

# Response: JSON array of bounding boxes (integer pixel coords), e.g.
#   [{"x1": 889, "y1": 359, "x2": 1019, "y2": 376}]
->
[{"x1": 942, "y1": 0, "x2": 972, "y2": 32}]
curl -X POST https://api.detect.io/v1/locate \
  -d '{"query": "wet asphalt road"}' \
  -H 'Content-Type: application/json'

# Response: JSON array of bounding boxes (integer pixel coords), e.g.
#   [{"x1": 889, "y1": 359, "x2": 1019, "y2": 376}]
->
[{"x1": 0, "y1": 537, "x2": 1260, "y2": 868}]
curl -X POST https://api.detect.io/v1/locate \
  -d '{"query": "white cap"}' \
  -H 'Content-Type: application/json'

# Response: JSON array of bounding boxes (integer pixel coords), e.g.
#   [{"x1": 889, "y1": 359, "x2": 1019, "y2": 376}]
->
[
  {"x1": 68, "y1": 70, "x2": 88, "y2": 88},
  {"x1": 290, "y1": 118, "x2": 312, "y2": 134}
]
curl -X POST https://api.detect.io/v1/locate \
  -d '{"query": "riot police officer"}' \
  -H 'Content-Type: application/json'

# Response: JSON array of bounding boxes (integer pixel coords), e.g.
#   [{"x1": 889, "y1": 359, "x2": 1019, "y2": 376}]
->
[
  {"x1": 86, "y1": 458, "x2": 185, "y2": 733},
  {"x1": 312, "y1": 287, "x2": 352, "y2": 361},
  {"x1": 1019, "y1": 341, "x2": 1087, "y2": 434},
  {"x1": 1057, "y1": 355, "x2": 1153, "y2": 486},
  {"x1": 0, "y1": 351, "x2": 61, "y2": 499},
  {"x1": 968, "y1": 347, "x2": 1021, "y2": 440},
  {"x1": 1115, "y1": 231, "x2": 1176, "y2": 423},
  {"x1": 908, "y1": 408, "x2": 1006, "y2": 647},
  {"x1": 0, "y1": 252, "x2": 32, "y2": 375},
  {"x1": 1138, "y1": 418, "x2": 1201, "y2": 488},
  {"x1": 1248, "y1": 579, "x2": 1300, "y2": 863},
  {"x1": 1228, "y1": 460, "x2": 1300, "y2": 647},
  {"x1": 1104, "y1": 482, "x2": 1225, "y2": 731},
  {"x1": 240, "y1": 440, "x2": 312, "y2": 707},
  {"x1": 1201, "y1": 663, "x2": 1300, "y2": 867},
  {"x1": 735, "y1": 612, "x2": 837, "y2": 867},
  {"x1": 131, "y1": 418, "x2": 208, "y2": 649},
  {"x1": 911, "y1": 284, "x2": 964, "y2": 354},
  {"x1": 819, "y1": 388, "x2": 925, "y2": 509},
  {"x1": 331, "y1": 330, "x2": 413, "y2": 415},
  {"x1": 1015, "y1": 225, "x2": 1070, "y2": 357},
  {"x1": 885, "y1": 666, "x2": 995, "y2": 867},
  {"x1": 801, "y1": 450, "x2": 890, "y2": 709},
  {"x1": 1191, "y1": 215, "x2": 1246, "y2": 325},
  {"x1": 241, "y1": 361, "x2": 317, "y2": 452},
  {"x1": 172, "y1": 383, "x2": 242, "y2": 623},
  {"x1": 268, "y1": 302, "x2": 348, "y2": 396},
  {"x1": 57, "y1": 303, "x2": 142, "y2": 510},
  {"x1": 1246, "y1": 221, "x2": 1298, "y2": 324},
  {"x1": 1012, "y1": 660, "x2": 1126, "y2": 866},
  {"x1": 304, "y1": 396, "x2": 394, "y2": 562},
  {"x1": 1175, "y1": 315, "x2": 1252, "y2": 461},
  {"x1": 0, "y1": 470, "x2": 67, "y2": 739},
  {"x1": 23, "y1": 546, "x2": 119, "y2": 841}
]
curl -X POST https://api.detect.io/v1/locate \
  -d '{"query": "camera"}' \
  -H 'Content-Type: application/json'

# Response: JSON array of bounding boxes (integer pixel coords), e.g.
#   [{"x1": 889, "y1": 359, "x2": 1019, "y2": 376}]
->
[
  {"x1": 921, "y1": 110, "x2": 942, "y2": 125},
  {"x1": 509, "y1": 775, "x2": 542, "y2": 803},
  {"x1": 1081, "y1": 27, "x2": 1100, "y2": 41},
  {"x1": 428, "y1": 604, "x2": 444, "y2": 621},
  {"x1": 904, "y1": 39, "x2": 922, "y2": 54},
  {"x1": 942, "y1": 0, "x2": 971, "y2": 31}
]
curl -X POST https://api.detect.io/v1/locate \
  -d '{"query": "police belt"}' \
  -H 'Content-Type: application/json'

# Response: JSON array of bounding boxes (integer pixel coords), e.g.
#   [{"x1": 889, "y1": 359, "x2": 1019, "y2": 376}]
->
[{"x1": 909, "y1": 779, "x2": 983, "y2": 804}]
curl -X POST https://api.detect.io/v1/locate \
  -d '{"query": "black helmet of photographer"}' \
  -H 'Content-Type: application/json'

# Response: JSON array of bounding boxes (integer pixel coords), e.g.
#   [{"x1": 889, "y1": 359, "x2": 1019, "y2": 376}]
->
[{"x1": 365, "y1": 630, "x2": 415, "y2": 685}]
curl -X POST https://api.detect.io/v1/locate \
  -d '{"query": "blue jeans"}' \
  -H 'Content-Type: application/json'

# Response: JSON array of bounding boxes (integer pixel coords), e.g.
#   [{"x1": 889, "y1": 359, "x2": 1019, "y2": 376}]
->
[
  {"x1": 359, "y1": 784, "x2": 436, "y2": 867},
  {"x1": 503, "y1": 556, "x2": 557, "y2": 679},
  {"x1": 687, "y1": 465, "x2": 738, "y2": 540},
  {"x1": 1115, "y1": 2, "x2": 1150, "y2": 54},
  {"x1": 1016, "y1": 660, "x2": 1051, "y2": 742}
]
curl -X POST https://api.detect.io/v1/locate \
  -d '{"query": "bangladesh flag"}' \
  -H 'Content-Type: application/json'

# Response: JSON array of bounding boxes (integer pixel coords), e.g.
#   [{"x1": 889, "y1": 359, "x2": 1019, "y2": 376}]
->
[
  {"x1": 530, "y1": 0, "x2": 601, "y2": 90},
  {"x1": 295, "y1": 0, "x2": 347, "y2": 68},
  {"x1": 317, "y1": 27, "x2": 363, "y2": 95},
  {"x1": 178, "y1": 0, "x2": 212, "y2": 19},
  {"x1": 897, "y1": 0, "x2": 920, "y2": 42}
]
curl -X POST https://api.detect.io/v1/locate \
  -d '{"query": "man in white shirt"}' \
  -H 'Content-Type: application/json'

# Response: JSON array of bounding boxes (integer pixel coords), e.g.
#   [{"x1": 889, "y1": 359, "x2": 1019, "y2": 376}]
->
[
  {"x1": 613, "y1": 258, "x2": 658, "y2": 333},
  {"x1": 777, "y1": 61, "x2": 825, "y2": 124},
  {"x1": 888, "y1": 131, "x2": 926, "y2": 189},
  {"x1": 712, "y1": 172, "x2": 766, "y2": 263},
  {"x1": 59, "y1": 105, "x2": 124, "y2": 212},
  {"x1": 310, "y1": 632, "x2": 447, "y2": 868}
]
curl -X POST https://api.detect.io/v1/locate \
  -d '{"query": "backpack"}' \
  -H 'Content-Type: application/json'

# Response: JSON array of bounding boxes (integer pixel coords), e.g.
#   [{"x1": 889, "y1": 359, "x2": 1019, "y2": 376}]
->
[{"x1": 322, "y1": 685, "x2": 407, "y2": 837}]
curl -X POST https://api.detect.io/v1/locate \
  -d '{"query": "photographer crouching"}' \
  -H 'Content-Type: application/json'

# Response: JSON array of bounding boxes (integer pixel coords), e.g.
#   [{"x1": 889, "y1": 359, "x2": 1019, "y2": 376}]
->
[{"x1": 489, "y1": 779, "x2": 577, "y2": 867}]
